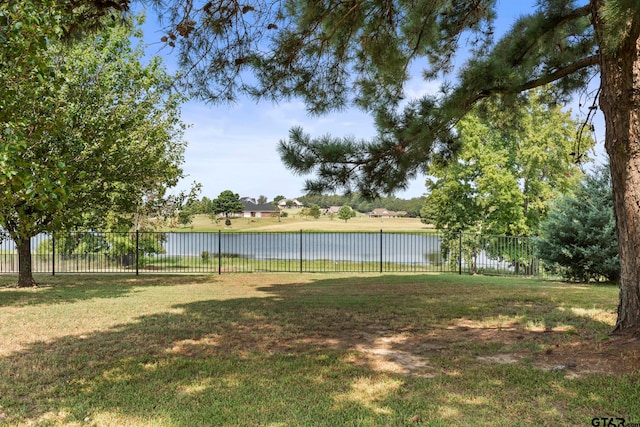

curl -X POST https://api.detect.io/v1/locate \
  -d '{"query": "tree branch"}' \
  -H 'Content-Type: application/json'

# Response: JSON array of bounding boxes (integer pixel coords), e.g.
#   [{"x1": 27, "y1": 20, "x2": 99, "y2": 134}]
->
[
  {"x1": 519, "y1": 54, "x2": 600, "y2": 91},
  {"x1": 510, "y1": 4, "x2": 592, "y2": 67},
  {"x1": 470, "y1": 54, "x2": 600, "y2": 105}
]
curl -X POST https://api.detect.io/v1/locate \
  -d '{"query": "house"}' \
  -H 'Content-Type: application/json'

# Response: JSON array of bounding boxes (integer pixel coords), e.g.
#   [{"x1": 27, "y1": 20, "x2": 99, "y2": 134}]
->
[
  {"x1": 368, "y1": 208, "x2": 397, "y2": 218},
  {"x1": 323, "y1": 206, "x2": 342, "y2": 215},
  {"x1": 278, "y1": 198, "x2": 304, "y2": 208},
  {"x1": 239, "y1": 197, "x2": 279, "y2": 218}
]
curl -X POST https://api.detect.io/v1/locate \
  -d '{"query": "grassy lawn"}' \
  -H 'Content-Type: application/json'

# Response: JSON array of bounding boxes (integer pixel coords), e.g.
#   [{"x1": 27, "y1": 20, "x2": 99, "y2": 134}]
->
[{"x1": 0, "y1": 273, "x2": 638, "y2": 426}]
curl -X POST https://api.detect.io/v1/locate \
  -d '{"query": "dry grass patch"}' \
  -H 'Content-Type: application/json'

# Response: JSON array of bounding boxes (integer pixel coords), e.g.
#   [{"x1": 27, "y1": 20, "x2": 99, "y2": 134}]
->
[{"x1": 174, "y1": 213, "x2": 428, "y2": 232}]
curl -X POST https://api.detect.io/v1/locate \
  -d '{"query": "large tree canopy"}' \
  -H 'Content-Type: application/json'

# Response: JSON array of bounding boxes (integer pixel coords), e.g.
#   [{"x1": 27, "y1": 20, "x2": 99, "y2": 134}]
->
[
  {"x1": 0, "y1": 12, "x2": 187, "y2": 286},
  {"x1": 210, "y1": 190, "x2": 244, "y2": 219},
  {"x1": 421, "y1": 88, "x2": 590, "y2": 237},
  {"x1": 12, "y1": 0, "x2": 640, "y2": 330}
]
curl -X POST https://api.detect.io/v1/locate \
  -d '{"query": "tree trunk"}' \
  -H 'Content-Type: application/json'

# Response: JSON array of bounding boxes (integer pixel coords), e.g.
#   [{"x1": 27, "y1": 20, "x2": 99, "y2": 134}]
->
[
  {"x1": 17, "y1": 237, "x2": 36, "y2": 287},
  {"x1": 596, "y1": 7, "x2": 640, "y2": 332}
]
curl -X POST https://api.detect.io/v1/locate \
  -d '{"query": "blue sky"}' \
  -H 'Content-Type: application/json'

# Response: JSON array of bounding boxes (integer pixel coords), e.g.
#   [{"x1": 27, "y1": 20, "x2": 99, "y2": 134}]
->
[{"x1": 138, "y1": 0, "x2": 605, "y2": 201}]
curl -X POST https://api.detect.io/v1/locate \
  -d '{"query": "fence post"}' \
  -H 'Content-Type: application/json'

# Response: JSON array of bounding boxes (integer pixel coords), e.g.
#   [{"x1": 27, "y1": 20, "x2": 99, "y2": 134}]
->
[
  {"x1": 218, "y1": 230, "x2": 221, "y2": 275},
  {"x1": 135, "y1": 230, "x2": 139, "y2": 276},
  {"x1": 299, "y1": 229, "x2": 303, "y2": 273},
  {"x1": 52, "y1": 234, "x2": 55, "y2": 276},
  {"x1": 458, "y1": 232, "x2": 463, "y2": 275},
  {"x1": 380, "y1": 229, "x2": 383, "y2": 273}
]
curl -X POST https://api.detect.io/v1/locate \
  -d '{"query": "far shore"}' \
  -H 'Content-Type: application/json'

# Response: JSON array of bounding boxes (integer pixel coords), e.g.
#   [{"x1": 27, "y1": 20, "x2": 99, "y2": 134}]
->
[{"x1": 170, "y1": 212, "x2": 433, "y2": 232}]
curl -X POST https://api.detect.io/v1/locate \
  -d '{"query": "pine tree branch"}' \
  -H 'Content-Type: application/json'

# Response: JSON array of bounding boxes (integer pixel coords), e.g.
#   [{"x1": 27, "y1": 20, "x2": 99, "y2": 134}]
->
[
  {"x1": 509, "y1": 4, "x2": 592, "y2": 67},
  {"x1": 471, "y1": 54, "x2": 600, "y2": 104},
  {"x1": 522, "y1": 54, "x2": 599, "y2": 90}
]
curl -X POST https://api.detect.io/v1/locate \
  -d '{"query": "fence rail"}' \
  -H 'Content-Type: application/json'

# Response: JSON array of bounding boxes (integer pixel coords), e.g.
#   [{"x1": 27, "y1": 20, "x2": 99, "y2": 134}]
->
[{"x1": 0, "y1": 230, "x2": 540, "y2": 276}]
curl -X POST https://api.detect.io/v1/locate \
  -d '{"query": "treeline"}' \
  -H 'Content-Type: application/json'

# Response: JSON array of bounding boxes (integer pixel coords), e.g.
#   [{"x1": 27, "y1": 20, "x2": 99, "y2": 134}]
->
[
  {"x1": 184, "y1": 193, "x2": 426, "y2": 217},
  {"x1": 297, "y1": 194, "x2": 425, "y2": 217}
]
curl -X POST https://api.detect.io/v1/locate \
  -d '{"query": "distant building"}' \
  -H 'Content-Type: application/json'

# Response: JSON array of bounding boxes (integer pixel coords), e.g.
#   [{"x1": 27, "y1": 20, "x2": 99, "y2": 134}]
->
[
  {"x1": 277, "y1": 198, "x2": 304, "y2": 208},
  {"x1": 368, "y1": 208, "x2": 397, "y2": 218},
  {"x1": 323, "y1": 206, "x2": 342, "y2": 215},
  {"x1": 238, "y1": 197, "x2": 279, "y2": 218}
]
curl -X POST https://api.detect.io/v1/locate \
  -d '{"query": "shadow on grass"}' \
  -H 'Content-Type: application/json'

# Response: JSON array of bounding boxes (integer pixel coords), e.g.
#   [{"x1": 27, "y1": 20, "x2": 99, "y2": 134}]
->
[
  {"x1": 0, "y1": 274, "x2": 219, "y2": 307},
  {"x1": 0, "y1": 274, "x2": 638, "y2": 426}
]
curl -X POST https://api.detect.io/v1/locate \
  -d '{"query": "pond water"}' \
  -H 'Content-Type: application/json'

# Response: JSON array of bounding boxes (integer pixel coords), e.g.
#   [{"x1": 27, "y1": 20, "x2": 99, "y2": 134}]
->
[{"x1": 163, "y1": 232, "x2": 445, "y2": 265}]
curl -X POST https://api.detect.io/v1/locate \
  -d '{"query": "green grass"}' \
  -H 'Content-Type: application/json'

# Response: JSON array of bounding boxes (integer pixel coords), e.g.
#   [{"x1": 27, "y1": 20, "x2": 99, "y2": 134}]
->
[
  {"x1": 0, "y1": 273, "x2": 637, "y2": 426},
  {"x1": 140, "y1": 255, "x2": 448, "y2": 274}
]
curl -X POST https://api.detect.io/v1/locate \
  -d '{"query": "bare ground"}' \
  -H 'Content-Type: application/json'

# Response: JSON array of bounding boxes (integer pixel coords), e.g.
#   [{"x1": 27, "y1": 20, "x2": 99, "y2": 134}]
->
[{"x1": 169, "y1": 316, "x2": 640, "y2": 378}]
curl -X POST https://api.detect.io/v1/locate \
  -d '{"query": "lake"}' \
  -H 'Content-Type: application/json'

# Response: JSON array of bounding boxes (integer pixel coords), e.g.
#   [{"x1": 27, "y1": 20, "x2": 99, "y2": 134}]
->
[{"x1": 163, "y1": 231, "x2": 445, "y2": 265}]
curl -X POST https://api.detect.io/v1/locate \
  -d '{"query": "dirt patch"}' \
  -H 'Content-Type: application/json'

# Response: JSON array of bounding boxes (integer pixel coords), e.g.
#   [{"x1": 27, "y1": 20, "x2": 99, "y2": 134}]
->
[
  {"x1": 528, "y1": 333, "x2": 640, "y2": 377},
  {"x1": 477, "y1": 354, "x2": 523, "y2": 364},
  {"x1": 351, "y1": 333, "x2": 436, "y2": 377},
  {"x1": 146, "y1": 297, "x2": 640, "y2": 379},
  {"x1": 311, "y1": 326, "x2": 640, "y2": 378},
  {"x1": 285, "y1": 324, "x2": 634, "y2": 377}
]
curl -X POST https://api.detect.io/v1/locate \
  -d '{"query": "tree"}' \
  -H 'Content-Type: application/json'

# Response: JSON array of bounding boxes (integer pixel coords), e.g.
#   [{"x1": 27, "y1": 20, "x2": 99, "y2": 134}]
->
[
  {"x1": 177, "y1": 188, "x2": 205, "y2": 227},
  {"x1": 421, "y1": 89, "x2": 587, "y2": 236},
  {"x1": 210, "y1": 190, "x2": 244, "y2": 220},
  {"x1": 178, "y1": 208, "x2": 195, "y2": 228},
  {"x1": 123, "y1": 182, "x2": 201, "y2": 231},
  {"x1": 537, "y1": 164, "x2": 619, "y2": 282},
  {"x1": 198, "y1": 197, "x2": 214, "y2": 215},
  {"x1": 0, "y1": 13, "x2": 186, "y2": 287},
  {"x1": 309, "y1": 205, "x2": 322, "y2": 220},
  {"x1": 338, "y1": 205, "x2": 354, "y2": 223},
  {"x1": 52, "y1": 0, "x2": 640, "y2": 330}
]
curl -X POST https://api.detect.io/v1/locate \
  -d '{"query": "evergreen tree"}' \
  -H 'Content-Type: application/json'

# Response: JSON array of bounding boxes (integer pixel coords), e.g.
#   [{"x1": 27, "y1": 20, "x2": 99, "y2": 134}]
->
[{"x1": 537, "y1": 165, "x2": 619, "y2": 282}]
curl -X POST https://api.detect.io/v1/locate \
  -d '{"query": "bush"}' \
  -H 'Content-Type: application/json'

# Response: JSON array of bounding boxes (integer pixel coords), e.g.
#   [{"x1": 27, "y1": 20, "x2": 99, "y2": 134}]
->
[{"x1": 536, "y1": 165, "x2": 619, "y2": 282}]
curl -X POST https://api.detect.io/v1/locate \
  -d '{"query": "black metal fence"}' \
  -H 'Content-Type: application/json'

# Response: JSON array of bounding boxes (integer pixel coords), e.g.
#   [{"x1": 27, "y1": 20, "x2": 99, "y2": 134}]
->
[{"x1": 0, "y1": 230, "x2": 540, "y2": 276}]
